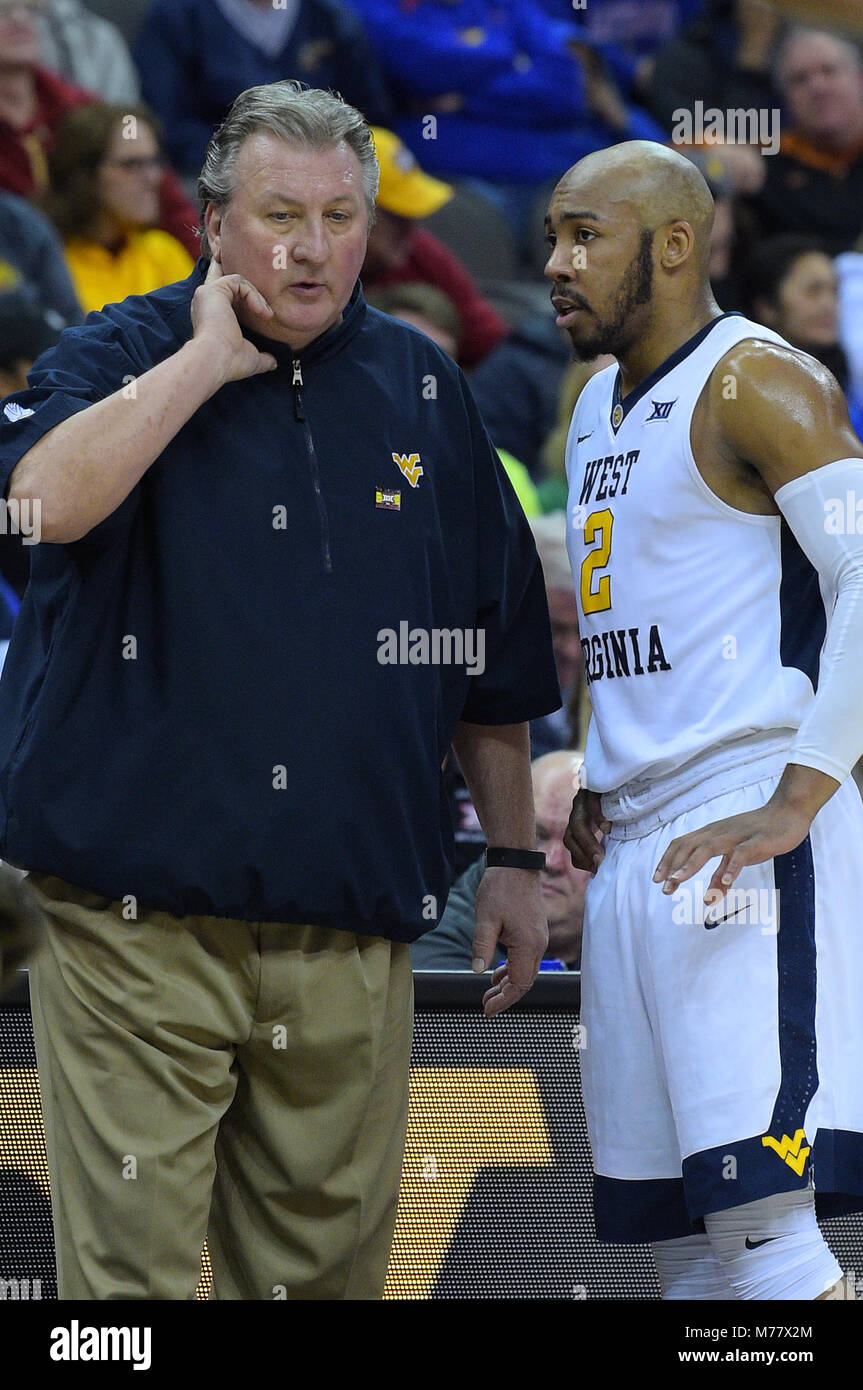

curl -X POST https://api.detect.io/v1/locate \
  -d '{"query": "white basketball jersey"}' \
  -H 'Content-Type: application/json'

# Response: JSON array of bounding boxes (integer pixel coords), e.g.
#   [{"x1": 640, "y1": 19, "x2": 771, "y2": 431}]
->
[{"x1": 565, "y1": 313, "x2": 829, "y2": 793}]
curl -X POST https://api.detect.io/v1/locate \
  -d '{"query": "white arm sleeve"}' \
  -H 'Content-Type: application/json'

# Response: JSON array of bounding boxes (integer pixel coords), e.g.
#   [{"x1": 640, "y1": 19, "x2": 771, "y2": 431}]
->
[{"x1": 775, "y1": 457, "x2": 863, "y2": 784}]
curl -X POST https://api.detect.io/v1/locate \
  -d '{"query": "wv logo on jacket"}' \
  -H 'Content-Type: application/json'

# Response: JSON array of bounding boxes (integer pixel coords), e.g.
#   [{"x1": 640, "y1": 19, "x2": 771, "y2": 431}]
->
[{"x1": 393, "y1": 452, "x2": 423, "y2": 487}]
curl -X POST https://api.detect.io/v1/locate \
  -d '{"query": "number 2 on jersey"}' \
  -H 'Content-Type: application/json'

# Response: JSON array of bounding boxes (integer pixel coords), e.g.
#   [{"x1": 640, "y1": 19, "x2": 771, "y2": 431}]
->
[{"x1": 580, "y1": 508, "x2": 614, "y2": 614}]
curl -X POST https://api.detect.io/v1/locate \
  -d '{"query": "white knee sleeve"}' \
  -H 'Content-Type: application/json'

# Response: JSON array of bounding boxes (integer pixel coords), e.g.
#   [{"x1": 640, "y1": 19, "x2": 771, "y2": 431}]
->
[
  {"x1": 652, "y1": 1232, "x2": 737, "y2": 1299},
  {"x1": 704, "y1": 1190, "x2": 842, "y2": 1300}
]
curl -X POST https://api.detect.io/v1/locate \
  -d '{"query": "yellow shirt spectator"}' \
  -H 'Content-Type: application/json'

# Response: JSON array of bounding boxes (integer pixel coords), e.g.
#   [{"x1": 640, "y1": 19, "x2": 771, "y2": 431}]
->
[{"x1": 64, "y1": 229, "x2": 194, "y2": 314}]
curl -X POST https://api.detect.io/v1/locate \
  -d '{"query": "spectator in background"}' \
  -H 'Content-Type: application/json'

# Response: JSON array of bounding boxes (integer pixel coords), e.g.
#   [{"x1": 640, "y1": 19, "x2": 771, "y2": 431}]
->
[
  {"x1": 739, "y1": 233, "x2": 863, "y2": 433},
  {"x1": 836, "y1": 238, "x2": 863, "y2": 414},
  {"x1": 468, "y1": 312, "x2": 570, "y2": 481},
  {"x1": 552, "y1": 0, "x2": 705, "y2": 102},
  {"x1": 42, "y1": 105, "x2": 194, "y2": 314},
  {"x1": 704, "y1": 162, "x2": 739, "y2": 300},
  {"x1": 646, "y1": 0, "x2": 780, "y2": 139},
  {"x1": 0, "y1": 286, "x2": 63, "y2": 399},
  {"x1": 538, "y1": 357, "x2": 617, "y2": 514},
  {"x1": 34, "y1": 0, "x2": 141, "y2": 105},
  {"x1": 135, "y1": 0, "x2": 393, "y2": 178},
  {"x1": 362, "y1": 127, "x2": 509, "y2": 367},
  {"x1": 529, "y1": 513, "x2": 586, "y2": 759},
  {"x1": 343, "y1": 0, "x2": 667, "y2": 191},
  {"x1": 671, "y1": 148, "x2": 746, "y2": 304},
  {"x1": 742, "y1": 26, "x2": 863, "y2": 253},
  {"x1": 648, "y1": 0, "x2": 783, "y2": 203},
  {"x1": 412, "y1": 750, "x2": 589, "y2": 972},
  {"x1": 0, "y1": 287, "x2": 62, "y2": 600},
  {"x1": 441, "y1": 481, "x2": 563, "y2": 885},
  {"x1": 0, "y1": 1, "x2": 201, "y2": 258},
  {"x1": 0, "y1": 189, "x2": 82, "y2": 326},
  {"x1": 367, "y1": 281, "x2": 460, "y2": 359}
]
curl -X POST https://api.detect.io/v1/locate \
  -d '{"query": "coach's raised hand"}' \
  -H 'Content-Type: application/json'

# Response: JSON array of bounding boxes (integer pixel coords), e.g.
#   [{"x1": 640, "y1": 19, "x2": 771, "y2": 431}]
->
[
  {"x1": 564, "y1": 787, "x2": 611, "y2": 873},
  {"x1": 7, "y1": 260, "x2": 277, "y2": 545},
  {"x1": 190, "y1": 257, "x2": 278, "y2": 382}
]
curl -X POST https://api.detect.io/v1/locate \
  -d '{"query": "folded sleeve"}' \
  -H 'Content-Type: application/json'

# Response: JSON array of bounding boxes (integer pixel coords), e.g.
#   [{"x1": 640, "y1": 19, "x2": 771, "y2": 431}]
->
[
  {"x1": 0, "y1": 318, "x2": 144, "y2": 546},
  {"x1": 458, "y1": 377, "x2": 562, "y2": 725}
]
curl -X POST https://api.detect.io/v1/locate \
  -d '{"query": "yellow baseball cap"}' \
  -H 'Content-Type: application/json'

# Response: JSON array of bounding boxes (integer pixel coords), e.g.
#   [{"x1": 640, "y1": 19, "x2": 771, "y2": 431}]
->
[{"x1": 370, "y1": 127, "x2": 454, "y2": 218}]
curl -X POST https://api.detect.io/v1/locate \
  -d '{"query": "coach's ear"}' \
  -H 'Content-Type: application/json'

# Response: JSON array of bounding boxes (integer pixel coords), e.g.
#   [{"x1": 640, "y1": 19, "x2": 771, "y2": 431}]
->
[
  {"x1": 204, "y1": 203, "x2": 222, "y2": 265},
  {"x1": 659, "y1": 219, "x2": 696, "y2": 270}
]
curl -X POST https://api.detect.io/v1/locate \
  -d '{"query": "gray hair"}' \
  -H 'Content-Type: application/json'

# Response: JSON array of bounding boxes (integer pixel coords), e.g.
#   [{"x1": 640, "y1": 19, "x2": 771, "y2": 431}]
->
[{"x1": 197, "y1": 81, "x2": 379, "y2": 257}]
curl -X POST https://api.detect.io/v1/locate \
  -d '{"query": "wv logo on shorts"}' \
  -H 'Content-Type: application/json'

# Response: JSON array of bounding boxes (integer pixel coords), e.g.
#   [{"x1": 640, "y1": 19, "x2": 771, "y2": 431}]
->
[
  {"x1": 761, "y1": 1128, "x2": 810, "y2": 1176},
  {"x1": 645, "y1": 399, "x2": 677, "y2": 422},
  {"x1": 392, "y1": 452, "x2": 423, "y2": 488}
]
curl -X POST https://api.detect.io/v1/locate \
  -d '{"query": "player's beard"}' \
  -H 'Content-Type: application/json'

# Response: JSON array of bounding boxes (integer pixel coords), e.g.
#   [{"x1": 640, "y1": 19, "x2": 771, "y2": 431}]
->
[{"x1": 569, "y1": 228, "x2": 654, "y2": 362}]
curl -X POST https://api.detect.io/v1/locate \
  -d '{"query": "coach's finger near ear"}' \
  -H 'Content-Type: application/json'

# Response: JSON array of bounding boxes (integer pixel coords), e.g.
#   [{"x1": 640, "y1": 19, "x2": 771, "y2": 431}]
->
[{"x1": 203, "y1": 265, "x2": 274, "y2": 320}]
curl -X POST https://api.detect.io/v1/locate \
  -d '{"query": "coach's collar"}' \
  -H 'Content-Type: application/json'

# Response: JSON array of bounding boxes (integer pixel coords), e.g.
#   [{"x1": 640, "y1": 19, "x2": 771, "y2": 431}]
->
[{"x1": 188, "y1": 259, "x2": 367, "y2": 368}]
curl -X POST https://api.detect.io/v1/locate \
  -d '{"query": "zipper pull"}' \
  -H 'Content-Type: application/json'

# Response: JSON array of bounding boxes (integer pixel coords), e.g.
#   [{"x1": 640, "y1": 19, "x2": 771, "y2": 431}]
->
[{"x1": 291, "y1": 357, "x2": 305, "y2": 422}]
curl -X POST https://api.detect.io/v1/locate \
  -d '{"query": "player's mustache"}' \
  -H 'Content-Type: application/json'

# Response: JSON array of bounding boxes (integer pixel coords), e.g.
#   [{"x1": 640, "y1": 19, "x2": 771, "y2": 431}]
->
[{"x1": 551, "y1": 290, "x2": 592, "y2": 313}]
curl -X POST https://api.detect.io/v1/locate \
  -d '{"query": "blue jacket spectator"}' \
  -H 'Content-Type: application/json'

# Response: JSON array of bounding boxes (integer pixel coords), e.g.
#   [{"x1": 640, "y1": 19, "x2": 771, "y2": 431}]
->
[
  {"x1": 469, "y1": 312, "x2": 569, "y2": 479},
  {"x1": 538, "y1": 0, "x2": 704, "y2": 94},
  {"x1": 135, "y1": 0, "x2": 394, "y2": 175},
  {"x1": 342, "y1": 0, "x2": 668, "y2": 182},
  {"x1": 0, "y1": 191, "x2": 83, "y2": 329}
]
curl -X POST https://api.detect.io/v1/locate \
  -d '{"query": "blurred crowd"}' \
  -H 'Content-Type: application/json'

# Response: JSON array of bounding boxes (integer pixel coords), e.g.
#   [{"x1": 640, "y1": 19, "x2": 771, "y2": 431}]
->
[{"x1": 3, "y1": 0, "x2": 863, "y2": 968}]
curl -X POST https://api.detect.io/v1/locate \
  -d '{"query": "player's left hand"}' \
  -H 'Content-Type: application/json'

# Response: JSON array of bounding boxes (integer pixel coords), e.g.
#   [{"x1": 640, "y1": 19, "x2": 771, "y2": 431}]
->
[
  {"x1": 472, "y1": 867, "x2": 548, "y2": 1018},
  {"x1": 652, "y1": 799, "x2": 813, "y2": 903}
]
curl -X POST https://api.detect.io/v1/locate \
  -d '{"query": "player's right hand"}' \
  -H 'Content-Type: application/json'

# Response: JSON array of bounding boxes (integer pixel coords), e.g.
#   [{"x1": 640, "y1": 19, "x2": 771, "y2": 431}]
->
[
  {"x1": 190, "y1": 258, "x2": 278, "y2": 382},
  {"x1": 563, "y1": 788, "x2": 610, "y2": 873}
]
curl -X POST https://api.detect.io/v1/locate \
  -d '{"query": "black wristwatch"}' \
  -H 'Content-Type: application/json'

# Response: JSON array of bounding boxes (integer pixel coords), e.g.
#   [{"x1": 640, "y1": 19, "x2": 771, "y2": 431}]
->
[{"x1": 485, "y1": 847, "x2": 546, "y2": 871}]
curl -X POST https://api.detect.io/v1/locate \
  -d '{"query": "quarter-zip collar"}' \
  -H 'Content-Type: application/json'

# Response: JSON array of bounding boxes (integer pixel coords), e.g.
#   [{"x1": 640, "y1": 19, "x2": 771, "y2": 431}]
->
[{"x1": 187, "y1": 259, "x2": 367, "y2": 369}]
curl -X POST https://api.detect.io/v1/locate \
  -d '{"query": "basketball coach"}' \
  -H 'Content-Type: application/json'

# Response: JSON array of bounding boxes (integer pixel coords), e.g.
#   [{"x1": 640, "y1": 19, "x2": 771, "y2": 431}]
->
[{"x1": 0, "y1": 81, "x2": 560, "y2": 1300}]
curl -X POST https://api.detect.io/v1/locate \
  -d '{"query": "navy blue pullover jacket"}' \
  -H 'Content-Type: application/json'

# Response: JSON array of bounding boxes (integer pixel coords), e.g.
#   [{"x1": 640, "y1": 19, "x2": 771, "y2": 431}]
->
[{"x1": 0, "y1": 261, "x2": 560, "y2": 941}]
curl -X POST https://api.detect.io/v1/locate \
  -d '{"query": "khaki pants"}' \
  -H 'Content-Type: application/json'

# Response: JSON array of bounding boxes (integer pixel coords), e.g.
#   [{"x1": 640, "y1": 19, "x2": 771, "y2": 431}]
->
[{"x1": 25, "y1": 872, "x2": 414, "y2": 1300}]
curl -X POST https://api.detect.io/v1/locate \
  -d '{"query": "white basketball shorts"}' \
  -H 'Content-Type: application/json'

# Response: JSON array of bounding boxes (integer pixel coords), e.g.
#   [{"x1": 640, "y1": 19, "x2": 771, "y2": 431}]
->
[{"x1": 580, "y1": 752, "x2": 863, "y2": 1243}]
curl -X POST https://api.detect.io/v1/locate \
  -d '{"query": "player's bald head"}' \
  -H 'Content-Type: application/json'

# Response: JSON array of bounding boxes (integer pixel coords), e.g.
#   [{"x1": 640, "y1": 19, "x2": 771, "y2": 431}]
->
[{"x1": 552, "y1": 141, "x2": 715, "y2": 274}]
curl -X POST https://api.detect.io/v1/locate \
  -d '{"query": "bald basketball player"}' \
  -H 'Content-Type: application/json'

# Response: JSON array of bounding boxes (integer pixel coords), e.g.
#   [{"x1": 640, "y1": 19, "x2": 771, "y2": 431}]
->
[{"x1": 540, "y1": 140, "x2": 863, "y2": 1300}]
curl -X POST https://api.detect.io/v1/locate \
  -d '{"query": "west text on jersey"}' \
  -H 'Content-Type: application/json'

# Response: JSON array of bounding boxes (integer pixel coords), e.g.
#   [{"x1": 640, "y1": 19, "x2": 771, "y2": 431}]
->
[{"x1": 579, "y1": 449, "x2": 640, "y2": 506}]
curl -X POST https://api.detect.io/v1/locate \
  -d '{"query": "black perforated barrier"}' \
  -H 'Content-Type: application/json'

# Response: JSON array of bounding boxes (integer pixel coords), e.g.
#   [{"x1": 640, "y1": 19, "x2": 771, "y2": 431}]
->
[{"x1": 2, "y1": 971, "x2": 862, "y2": 1300}]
